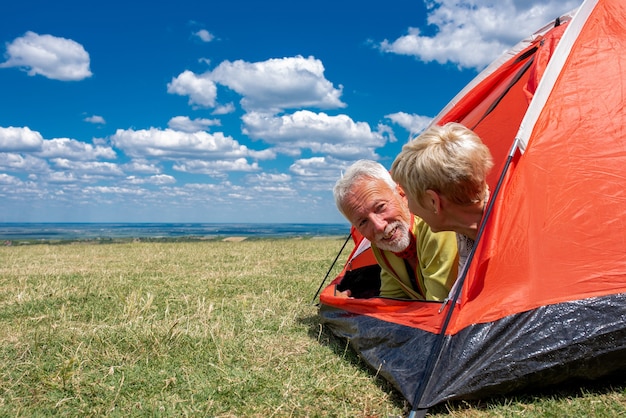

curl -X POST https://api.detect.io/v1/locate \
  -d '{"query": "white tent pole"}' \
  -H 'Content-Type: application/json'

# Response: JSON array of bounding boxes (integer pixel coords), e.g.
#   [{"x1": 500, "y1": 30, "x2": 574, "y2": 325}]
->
[{"x1": 516, "y1": 0, "x2": 599, "y2": 152}]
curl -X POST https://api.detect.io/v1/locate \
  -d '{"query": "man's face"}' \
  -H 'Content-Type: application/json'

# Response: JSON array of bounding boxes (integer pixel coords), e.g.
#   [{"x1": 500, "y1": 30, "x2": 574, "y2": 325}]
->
[{"x1": 342, "y1": 177, "x2": 411, "y2": 252}]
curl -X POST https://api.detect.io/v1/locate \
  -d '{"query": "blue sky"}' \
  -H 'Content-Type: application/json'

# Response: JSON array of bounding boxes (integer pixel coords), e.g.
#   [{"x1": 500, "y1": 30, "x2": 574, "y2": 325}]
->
[{"x1": 0, "y1": 0, "x2": 580, "y2": 224}]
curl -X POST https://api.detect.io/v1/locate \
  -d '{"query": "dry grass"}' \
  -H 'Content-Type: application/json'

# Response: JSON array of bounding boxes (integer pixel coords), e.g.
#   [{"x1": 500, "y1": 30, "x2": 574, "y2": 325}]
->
[{"x1": 0, "y1": 239, "x2": 624, "y2": 417}]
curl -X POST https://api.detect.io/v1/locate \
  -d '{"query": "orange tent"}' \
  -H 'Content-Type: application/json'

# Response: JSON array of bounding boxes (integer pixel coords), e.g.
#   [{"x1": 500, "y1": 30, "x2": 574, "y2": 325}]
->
[{"x1": 319, "y1": 0, "x2": 626, "y2": 413}]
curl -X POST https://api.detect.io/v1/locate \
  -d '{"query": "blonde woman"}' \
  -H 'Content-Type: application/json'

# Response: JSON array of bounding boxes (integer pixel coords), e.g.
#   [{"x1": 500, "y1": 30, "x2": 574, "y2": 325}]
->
[{"x1": 391, "y1": 122, "x2": 493, "y2": 271}]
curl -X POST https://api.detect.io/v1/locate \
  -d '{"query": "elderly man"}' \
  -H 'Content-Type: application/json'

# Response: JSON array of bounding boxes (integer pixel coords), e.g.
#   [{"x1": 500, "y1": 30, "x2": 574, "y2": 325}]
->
[{"x1": 333, "y1": 159, "x2": 458, "y2": 300}]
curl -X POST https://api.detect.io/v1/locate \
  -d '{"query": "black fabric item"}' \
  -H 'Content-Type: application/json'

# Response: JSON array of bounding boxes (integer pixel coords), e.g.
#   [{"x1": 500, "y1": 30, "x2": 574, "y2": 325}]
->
[{"x1": 336, "y1": 264, "x2": 381, "y2": 298}]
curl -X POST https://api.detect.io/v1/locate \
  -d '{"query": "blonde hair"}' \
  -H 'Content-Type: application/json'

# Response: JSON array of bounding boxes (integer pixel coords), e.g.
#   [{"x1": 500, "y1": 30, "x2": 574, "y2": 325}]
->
[{"x1": 391, "y1": 122, "x2": 493, "y2": 206}]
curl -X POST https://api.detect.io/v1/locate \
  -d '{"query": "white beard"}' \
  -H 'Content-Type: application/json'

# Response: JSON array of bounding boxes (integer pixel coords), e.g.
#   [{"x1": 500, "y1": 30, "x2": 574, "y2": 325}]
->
[{"x1": 374, "y1": 221, "x2": 411, "y2": 253}]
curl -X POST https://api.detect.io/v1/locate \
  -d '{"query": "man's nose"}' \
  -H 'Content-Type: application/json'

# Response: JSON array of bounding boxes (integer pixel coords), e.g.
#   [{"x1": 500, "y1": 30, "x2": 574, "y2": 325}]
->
[{"x1": 370, "y1": 214, "x2": 387, "y2": 233}]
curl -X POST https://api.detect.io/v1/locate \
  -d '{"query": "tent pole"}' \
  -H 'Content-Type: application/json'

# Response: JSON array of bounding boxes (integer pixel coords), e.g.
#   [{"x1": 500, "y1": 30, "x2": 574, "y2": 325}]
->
[
  {"x1": 409, "y1": 138, "x2": 522, "y2": 413},
  {"x1": 311, "y1": 231, "x2": 352, "y2": 304}
]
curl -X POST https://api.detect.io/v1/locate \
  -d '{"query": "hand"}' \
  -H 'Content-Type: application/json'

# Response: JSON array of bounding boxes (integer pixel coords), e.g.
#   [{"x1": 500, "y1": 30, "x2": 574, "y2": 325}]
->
[{"x1": 334, "y1": 288, "x2": 352, "y2": 298}]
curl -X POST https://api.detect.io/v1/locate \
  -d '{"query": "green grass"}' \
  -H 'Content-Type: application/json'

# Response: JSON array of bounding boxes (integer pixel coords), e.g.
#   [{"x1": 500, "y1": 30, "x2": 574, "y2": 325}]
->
[{"x1": 0, "y1": 239, "x2": 624, "y2": 417}]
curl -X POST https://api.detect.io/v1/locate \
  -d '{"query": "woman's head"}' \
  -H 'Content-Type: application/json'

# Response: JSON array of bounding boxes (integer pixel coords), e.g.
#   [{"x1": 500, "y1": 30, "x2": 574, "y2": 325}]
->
[{"x1": 391, "y1": 122, "x2": 494, "y2": 207}]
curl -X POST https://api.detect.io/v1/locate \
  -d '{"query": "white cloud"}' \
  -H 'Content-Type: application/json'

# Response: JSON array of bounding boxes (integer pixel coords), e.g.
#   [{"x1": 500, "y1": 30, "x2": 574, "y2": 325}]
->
[
  {"x1": 0, "y1": 31, "x2": 92, "y2": 81},
  {"x1": 239, "y1": 173, "x2": 299, "y2": 198},
  {"x1": 110, "y1": 127, "x2": 275, "y2": 160},
  {"x1": 248, "y1": 184, "x2": 295, "y2": 195},
  {"x1": 0, "y1": 153, "x2": 49, "y2": 173},
  {"x1": 0, "y1": 177, "x2": 42, "y2": 199},
  {"x1": 212, "y1": 102, "x2": 235, "y2": 115},
  {"x1": 289, "y1": 156, "x2": 342, "y2": 179},
  {"x1": 247, "y1": 172, "x2": 292, "y2": 183},
  {"x1": 194, "y1": 29, "x2": 215, "y2": 42},
  {"x1": 378, "y1": 0, "x2": 580, "y2": 70},
  {"x1": 169, "y1": 56, "x2": 346, "y2": 114},
  {"x1": 184, "y1": 182, "x2": 226, "y2": 191},
  {"x1": 125, "y1": 174, "x2": 176, "y2": 185},
  {"x1": 288, "y1": 156, "x2": 352, "y2": 191},
  {"x1": 168, "y1": 116, "x2": 221, "y2": 132},
  {"x1": 386, "y1": 112, "x2": 433, "y2": 136},
  {"x1": 242, "y1": 110, "x2": 388, "y2": 159},
  {"x1": 289, "y1": 157, "x2": 327, "y2": 177},
  {"x1": 0, "y1": 128, "x2": 116, "y2": 162},
  {"x1": 84, "y1": 115, "x2": 106, "y2": 124},
  {"x1": 0, "y1": 126, "x2": 43, "y2": 152},
  {"x1": 123, "y1": 159, "x2": 161, "y2": 174},
  {"x1": 49, "y1": 159, "x2": 124, "y2": 177},
  {"x1": 173, "y1": 158, "x2": 260, "y2": 175},
  {"x1": 0, "y1": 173, "x2": 21, "y2": 185},
  {"x1": 83, "y1": 185, "x2": 148, "y2": 196},
  {"x1": 37, "y1": 137, "x2": 117, "y2": 160},
  {"x1": 211, "y1": 55, "x2": 346, "y2": 112},
  {"x1": 167, "y1": 70, "x2": 217, "y2": 107},
  {"x1": 46, "y1": 171, "x2": 78, "y2": 184}
]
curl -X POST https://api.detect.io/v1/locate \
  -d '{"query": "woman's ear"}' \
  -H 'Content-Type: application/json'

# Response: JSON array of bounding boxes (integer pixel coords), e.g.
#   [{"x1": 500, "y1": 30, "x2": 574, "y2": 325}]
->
[
  {"x1": 396, "y1": 184, "x2": 406, "y2": 198},
  {"x1": 425, "y1": 189, "x2": 441, "y2": 214}
]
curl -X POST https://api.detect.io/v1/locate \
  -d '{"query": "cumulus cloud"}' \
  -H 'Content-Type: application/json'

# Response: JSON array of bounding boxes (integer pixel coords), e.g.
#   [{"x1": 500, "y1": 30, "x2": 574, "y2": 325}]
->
[
  {"x1": 37, "y1": 137, "x2": 117, "y2": 160},
  {"x1": 168, "y1": 116, "x2": 221, "y2": 132},
  {"x1": 289, "y1": 156, "x2": 353, "y2": 190},
  {"x1": 165, "y1": 56, "x2": 374, "y2": 164},
  {"x1": 212, "y1": 102, "x2": 235, "y2": 115},
  {"x1": 0, "y1": 31, "x2": 92, "y2": 80},
  {"x1": 378, "y1": 0, "x2": 580, "y2": 70},
  {"x1": 0, "y1": 153, "x2": 49, "y2": 173},
  {"x1": 247, "y1": 172, "x2": 292, "y2": 183},
  {"x1": 168, "y1": 56, "x2": 346, "y2": 114},
  {"x1": 236, "y1": 173, "x2": 298, "y2": 198},
  {"x1": 211, "y1": 55, "x2": 346, "y2": 112},
  {"x1": 242, "y1": 110, "x2": 388, "y2": 159},
  {"x1": 50, "y1": 159, "x2": 124, "y2": 177},
  {"x1": 0, "y1": 173, "x2": 21, "y2": 185},
  {"x1": 125, "y1": 174, "x2": 176, "y2": 185},
  {"x1": 110, "y1": 127, "x2": 275, "y2": 160},
  {"x1": 123, "y1": 159, "x2": 162, "y2": 174},
  {"x1": 173, "y1": 158, "x2": 260, "y2": 175},
  {"x1": 45, "y1": 171, "x2": 79, "y2": 184},
  {"x1": 386, "y1": 112, "x2": 433, "y2": 136},
  {"x1": 289, "y1": 157, "x2": 330, "y2": 177},
  {"x1": 167, "y1": 70, "x2": 218, "y2": 107},
  {"x1": 247, "y1": 183, "x2": 295, "y2": 195},
  {"x1": 0, "y1": 126, "x2": 43, "y2": 152}
]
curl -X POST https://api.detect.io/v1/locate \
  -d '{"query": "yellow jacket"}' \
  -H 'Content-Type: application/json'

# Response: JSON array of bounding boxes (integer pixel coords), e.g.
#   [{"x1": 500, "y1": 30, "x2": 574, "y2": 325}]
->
[{"x1": 371, "y1": 216, "x2": 458, "y2": 301}]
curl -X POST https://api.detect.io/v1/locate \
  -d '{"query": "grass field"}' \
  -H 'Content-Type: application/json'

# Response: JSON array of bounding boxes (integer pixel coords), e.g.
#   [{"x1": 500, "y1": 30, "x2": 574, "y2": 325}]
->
[{"x1": 0, "y1": 238, "x2": 624, "y2": 417}]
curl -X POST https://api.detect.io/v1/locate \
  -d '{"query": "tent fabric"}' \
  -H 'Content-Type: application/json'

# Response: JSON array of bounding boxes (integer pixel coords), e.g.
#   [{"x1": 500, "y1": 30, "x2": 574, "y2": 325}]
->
[
  {"x1": 321, "y1": 294, "x2": 626, "y2": 407},
  {"x1": 319, "y1": 0, "x2": 626, "y2": 409},
  {"x1": 460, "y1": 0, "x2": 626, "y2": 326}
]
